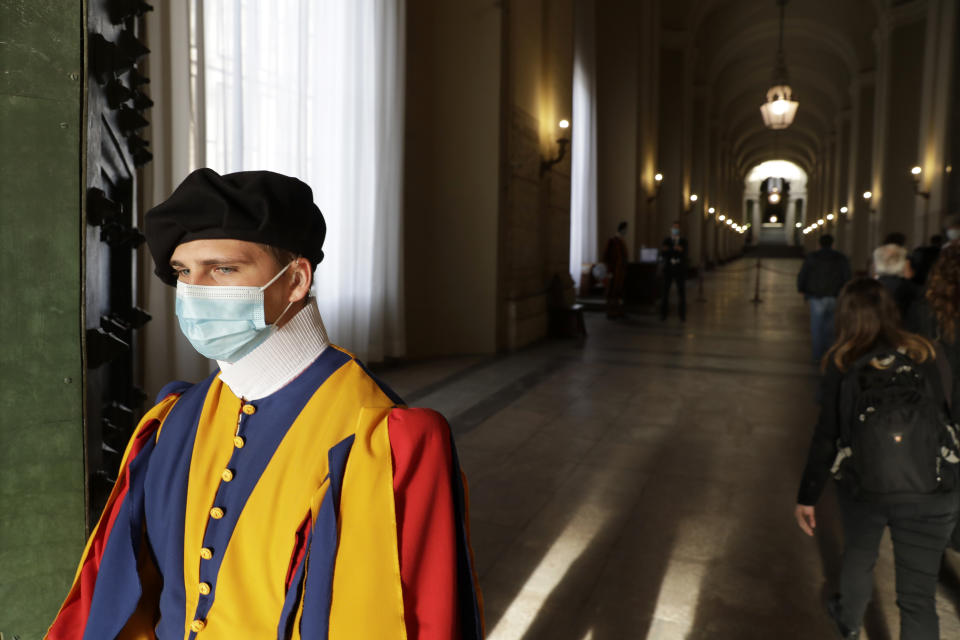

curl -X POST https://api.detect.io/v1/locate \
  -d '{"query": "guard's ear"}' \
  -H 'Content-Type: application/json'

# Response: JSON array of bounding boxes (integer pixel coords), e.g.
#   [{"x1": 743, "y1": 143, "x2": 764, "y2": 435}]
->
[{"x1": 288, "y1": 257, "x2": 313, "y2": 302}]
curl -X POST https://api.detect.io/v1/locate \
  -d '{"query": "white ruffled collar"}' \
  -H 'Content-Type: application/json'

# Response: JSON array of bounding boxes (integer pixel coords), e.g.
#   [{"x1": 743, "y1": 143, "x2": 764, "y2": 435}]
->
[{"x1": 217, "y1": 298, "x2": 329, "y2": 400}]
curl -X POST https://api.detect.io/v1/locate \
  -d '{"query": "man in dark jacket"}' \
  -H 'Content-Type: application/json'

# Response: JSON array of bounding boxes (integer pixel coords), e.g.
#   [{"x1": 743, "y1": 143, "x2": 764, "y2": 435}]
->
[
  {"x1": 660, "y1": 220, "x2": 688, "y2": 321},
  {"x1": 797, "y1": 234, "x2": 851, "y2": 363}
]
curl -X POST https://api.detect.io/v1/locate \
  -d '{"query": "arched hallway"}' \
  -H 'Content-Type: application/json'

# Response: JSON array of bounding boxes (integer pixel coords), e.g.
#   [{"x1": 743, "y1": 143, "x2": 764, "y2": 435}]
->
[{"x1": 381, "y1": 258, "x2": 960, "y2": 639}]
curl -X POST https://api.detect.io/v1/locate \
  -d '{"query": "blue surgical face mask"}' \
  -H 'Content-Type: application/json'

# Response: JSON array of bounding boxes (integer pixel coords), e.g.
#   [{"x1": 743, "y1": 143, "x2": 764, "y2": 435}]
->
[
  {"x1": 671, "y1": 228, "x2": 680, "y2": 237},
  {"x1": 175, "y1": 263, "x2": 296, "y2": 362}
]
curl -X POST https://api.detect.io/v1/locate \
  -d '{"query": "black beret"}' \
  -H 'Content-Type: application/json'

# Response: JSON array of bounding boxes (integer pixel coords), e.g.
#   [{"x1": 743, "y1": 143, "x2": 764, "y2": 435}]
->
[{"x1": 144, "y1": 168, "x2": 326, "y2": 286}]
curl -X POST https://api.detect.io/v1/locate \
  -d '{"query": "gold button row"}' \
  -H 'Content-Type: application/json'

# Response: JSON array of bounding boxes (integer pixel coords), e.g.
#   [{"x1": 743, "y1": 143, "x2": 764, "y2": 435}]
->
[
  {"x1": 210, "y1": 507, "x2": 224, "y2": 520},
  {"x1": 199, "y1": 581, "x2": 211, "y2": 595},
  {"x1": 221, "y1": 468, "x2": 234, "y2": 483},
  {"x1": 190, "y1": 619, "x2": 206, "y2": 632},
  {"x1": 242, "y1": 403, "x2": 256, "y2": 415},
  {"x1": 233, "y1": 436, "x2": 245, "y2": 449},
  {"x1": 200, "y1": 547, "x2": 213, "y2": 560}
]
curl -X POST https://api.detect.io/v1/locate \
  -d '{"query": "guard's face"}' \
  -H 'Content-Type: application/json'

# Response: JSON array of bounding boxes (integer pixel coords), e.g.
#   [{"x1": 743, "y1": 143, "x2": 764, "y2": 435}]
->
[{"x1": 170, "y1": 238, "x2": 298, "y2": 324}]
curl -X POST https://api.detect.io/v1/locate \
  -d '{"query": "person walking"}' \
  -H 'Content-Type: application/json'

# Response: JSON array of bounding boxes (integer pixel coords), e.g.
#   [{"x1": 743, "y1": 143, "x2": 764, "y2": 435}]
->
[
  {"x1": 795, "y1": 277, "x2": 958, "y2": 640},
  {"x1": 660, "y1": 220, "x2": 688, "y2": 321},
  {"x1": 797, "y1": 234, "x2": 851, "y2": 363},
  {"x1": 873, "y1": 243, "x2": 921, "y2": 322},
  {"x1": 603, "y1": 221, "x2": 629, "y2": 318}
]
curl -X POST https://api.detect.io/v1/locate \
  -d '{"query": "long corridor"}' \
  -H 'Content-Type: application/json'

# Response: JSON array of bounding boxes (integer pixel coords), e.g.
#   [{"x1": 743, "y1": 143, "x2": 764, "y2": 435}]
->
[{"x1": 381, "y1": 258, "x2": 960, "y2": 639}]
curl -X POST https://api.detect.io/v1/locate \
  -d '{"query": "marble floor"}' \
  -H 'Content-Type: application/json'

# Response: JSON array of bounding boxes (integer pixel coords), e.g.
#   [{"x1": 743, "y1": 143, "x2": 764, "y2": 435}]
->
[{"x1": 378, "y1": 257, "x2": 960, "y2": 639}]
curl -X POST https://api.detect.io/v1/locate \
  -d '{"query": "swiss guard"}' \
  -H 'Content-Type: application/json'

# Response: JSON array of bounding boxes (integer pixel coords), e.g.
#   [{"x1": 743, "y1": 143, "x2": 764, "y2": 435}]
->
[{"x1": 47, "y1": 169, "x2": 484, "y2": 640}]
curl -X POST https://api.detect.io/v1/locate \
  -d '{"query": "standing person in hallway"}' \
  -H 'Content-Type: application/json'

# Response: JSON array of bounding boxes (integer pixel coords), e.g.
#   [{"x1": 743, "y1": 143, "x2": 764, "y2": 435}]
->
[
  {"x1": 873, "y1": 243, "x2": 921, "y2": 322},
  {"x1": 944, "y1": 214, "x2": 960, "y2": 248},
  {"x1": 660, "y1": 220, "x2": 688, "y2": 321},
  {"x1": 909, "y1": 234, "x2": 943, "y2": 287},
  {"x1": 796, "y1": 234, "x2": 851, "y2": 363},
  {"x1": 46, "y1": 169, "x2": 483, "y2": 640},
  {"x1": 795, "y1": 278, "x2": 958, "y2": 640},
  {"x1": 603, "y1": 220, "x2": 629, "y2": 319}
]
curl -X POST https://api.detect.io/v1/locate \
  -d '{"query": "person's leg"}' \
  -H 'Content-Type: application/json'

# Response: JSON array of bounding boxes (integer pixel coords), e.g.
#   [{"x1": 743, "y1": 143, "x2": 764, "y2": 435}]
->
[
  {"x1": 809, "y1": 298, "x2": 825, "y2": 362},
  {"x1": 889, "y1": 492, "x2": 959, "y2": 639},
  {"x1": 677, "y1": 275, "x2": 686, "y2": 320},
  {"x1": 661, "y1": 274, "x2": 672, "y2": 319},
  {"x1": 819, "y1": 296, "x2": 836, "y2": 358},
  {"x1": 835, "y1": 492, "x2": 889, "y2": 632}
]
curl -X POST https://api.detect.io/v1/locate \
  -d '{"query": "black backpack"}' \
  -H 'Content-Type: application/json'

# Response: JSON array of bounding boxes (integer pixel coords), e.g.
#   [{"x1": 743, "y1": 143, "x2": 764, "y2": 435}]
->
[{"x1": 831, "y1": 348, "x2": 959, "y2": 500}]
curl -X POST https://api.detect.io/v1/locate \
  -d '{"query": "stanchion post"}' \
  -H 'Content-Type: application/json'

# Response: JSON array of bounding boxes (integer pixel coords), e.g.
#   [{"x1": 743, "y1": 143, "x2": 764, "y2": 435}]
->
[{"x1": 751, "y1": 258, "x2": 763, "y2": 304}]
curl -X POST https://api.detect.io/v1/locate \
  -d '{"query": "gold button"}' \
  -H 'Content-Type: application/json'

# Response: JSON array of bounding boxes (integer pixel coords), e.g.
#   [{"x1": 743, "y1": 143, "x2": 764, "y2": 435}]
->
[
  {"x1": 233, "y1": 436, "x2": 245, "y2": 449},
  {"x1": 199, "y1": 582, "x2": 211, "y2": 595},
  {"x1": 190, "y1": 619, "x2": 206, "y2": 632},
  {"x1": 221, "y1": 469, "x2": 234, "y2": 483},
  {"x1": 210, "y1": 507, "x2": 224, "y2": 520},
  {"x1": 200, "y1": 547, "x2": 213, "y2": 560},
  {"x1": 242, "y1": 404, "x2": 256, "y2": 415}
]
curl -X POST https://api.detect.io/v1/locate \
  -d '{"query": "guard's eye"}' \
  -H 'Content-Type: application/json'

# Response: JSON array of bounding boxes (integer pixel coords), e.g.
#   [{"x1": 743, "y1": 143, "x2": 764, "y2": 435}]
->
[{"x1": 215, "y1": 266, "x2": 237, "y2": 274}]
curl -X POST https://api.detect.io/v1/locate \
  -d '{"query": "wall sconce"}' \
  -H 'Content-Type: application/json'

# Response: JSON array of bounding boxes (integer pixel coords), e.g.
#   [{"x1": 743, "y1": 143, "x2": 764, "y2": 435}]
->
[
  {"x1": 826, "y1": 213, "x2": 835, "y2": 221},
  {"x1": 647, "y1": 172, "x2": 664, "y2": 202},
  {"x1": 718, "y1": 214, "x2": 726, "y2": 222},
  {"x1": 541, "y1": 140, "x2": 569, "y2": 175},
  {"x1": 540, "y1": 119, "x2": 570, "y2": 176},
  {"x1": 795, "y1": 222, "x2": 802, "y2": 228},
  {"x1": 768, "y1": 190, "x2": 781, "y2": 204},
  {"x1": 686, "y1": 194, "x2": 699, "y2": 213},
  {"x1": 840, "y1": 206, "x2": 848, "y2": 215},
  {"x1": 862, "y1": 190, "x2": 877, "y2": 214},
  {"x1": 708, "y1": 206, "x2": 715, "y2": 215},
  {"x1": 910, "y1": 166, "x2": 930, "y2": 199}
]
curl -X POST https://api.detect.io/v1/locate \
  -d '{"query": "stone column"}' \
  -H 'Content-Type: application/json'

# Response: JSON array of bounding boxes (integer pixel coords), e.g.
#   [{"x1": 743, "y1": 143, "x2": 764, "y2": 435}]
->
[
  {"x1": 833, "y1": 112, "x2": 852, "y2": 253},
  {"x1": 873, "y1": 4, "x2": 928, "y2": 247},
  {"x1": 848, "y1": 73, "x2": 875, "y2": 272},
  {"x1": 635, "y1": 0, "x2": 660, "y2": 250},
  {"x1": 688, "y1": 89, "x2": 709, "y2": 271},
  {"x1": 914, "y1": 0, "x2": 957, "y2": 239}
]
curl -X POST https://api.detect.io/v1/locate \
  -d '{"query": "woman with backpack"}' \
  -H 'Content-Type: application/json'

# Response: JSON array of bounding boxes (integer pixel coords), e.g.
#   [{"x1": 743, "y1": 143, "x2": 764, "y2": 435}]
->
[{"x1": 795, "y1": 277, "x2": 959, "y2": 640}]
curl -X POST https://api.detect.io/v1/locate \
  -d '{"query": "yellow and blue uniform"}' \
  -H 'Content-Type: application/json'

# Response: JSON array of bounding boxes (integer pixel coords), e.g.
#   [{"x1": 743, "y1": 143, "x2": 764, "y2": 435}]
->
[{"x1": 47, "y1": 346, "x2": 483, "y2": 639}]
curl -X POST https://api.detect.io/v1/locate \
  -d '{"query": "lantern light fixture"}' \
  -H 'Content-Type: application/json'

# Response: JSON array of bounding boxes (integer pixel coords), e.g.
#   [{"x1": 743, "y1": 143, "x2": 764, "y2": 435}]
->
[{"x1": 759, "y1": 0, "x2": 799, "y2": 130}]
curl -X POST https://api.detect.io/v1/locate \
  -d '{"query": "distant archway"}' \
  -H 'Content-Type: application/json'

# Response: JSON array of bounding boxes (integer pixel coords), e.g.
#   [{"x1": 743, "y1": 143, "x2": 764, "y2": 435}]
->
[{"x1": 744, "y1": 160, "x2": 809, "y2": 246}]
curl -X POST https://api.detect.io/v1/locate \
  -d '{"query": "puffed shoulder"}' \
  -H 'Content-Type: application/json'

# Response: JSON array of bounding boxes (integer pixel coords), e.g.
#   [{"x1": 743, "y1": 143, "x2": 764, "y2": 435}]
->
[
  {"x1": 387, "y1": 407, "x2": 453, "y2": 440},
  {"x1": 155, "y1": 380, "x2": 195, "y2": 404}
]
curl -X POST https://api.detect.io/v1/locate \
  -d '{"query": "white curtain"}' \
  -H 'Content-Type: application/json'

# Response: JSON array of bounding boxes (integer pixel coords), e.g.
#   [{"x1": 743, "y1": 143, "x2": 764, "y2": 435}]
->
[
  {"x1": 569, "y1": 0, "x2": 598, "y2": 284},
  {"x1": 140, "y1": 0, "x2": 212, "y2": 400},
  {"x1": 202, "y1": 0, "x2": 406, "y2": 362}
]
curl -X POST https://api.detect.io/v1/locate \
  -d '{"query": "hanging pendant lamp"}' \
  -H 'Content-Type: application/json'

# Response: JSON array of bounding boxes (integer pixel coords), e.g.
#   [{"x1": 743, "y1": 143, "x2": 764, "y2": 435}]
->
[{"x1": 760, "y1": 0, "x2": 799, "y2": 130}]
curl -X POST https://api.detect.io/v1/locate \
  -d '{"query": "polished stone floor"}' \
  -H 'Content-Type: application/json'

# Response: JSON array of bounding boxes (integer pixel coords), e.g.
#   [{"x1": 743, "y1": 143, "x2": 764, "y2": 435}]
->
[{"x1": 379, "y1": 257, "x2": 960, "y2": 639}]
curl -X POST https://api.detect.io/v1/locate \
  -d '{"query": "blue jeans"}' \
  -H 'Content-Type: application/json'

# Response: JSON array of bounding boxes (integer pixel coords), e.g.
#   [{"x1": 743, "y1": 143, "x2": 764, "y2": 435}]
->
[{"x1": 808, "y1": 296, "x2": 836, "y2": 363}]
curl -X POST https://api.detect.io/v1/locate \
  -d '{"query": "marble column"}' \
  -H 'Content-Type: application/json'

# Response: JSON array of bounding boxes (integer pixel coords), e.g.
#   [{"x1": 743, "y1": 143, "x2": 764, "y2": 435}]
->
[
  {"x1": 848, "y1": 73, "x2": 875, "y2": 271},
  {"x1": 913, "y1": 0, "x2": 957, "y2": 239}
]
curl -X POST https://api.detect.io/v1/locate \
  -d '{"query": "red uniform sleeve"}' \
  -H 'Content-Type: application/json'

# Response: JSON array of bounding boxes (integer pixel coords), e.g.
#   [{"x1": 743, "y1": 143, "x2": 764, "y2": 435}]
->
[{"x1": 388, "y1": 408, "x2": 461, "y2": 640}]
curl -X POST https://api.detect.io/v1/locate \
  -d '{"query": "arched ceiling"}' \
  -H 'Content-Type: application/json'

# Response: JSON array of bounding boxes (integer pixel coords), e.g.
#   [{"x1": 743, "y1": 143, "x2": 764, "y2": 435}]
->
[{"x1": 663, "y1": 0, "x2": 879, "y2": 181}]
